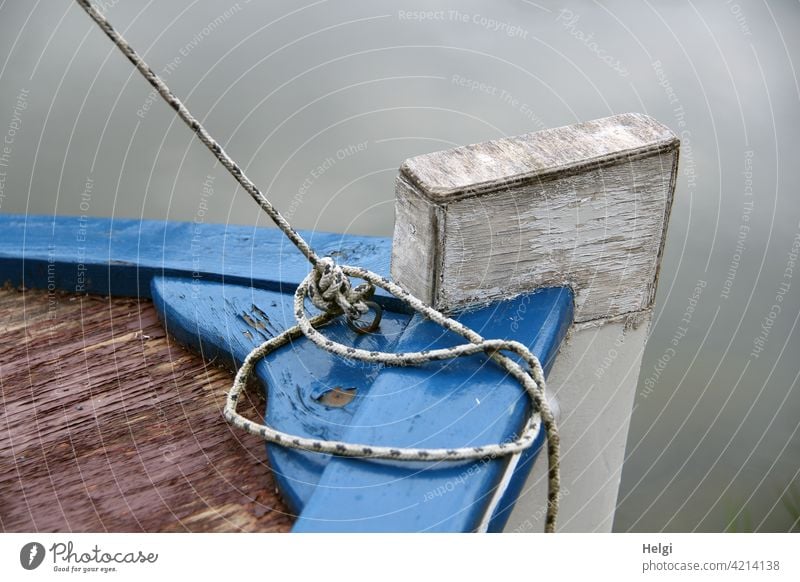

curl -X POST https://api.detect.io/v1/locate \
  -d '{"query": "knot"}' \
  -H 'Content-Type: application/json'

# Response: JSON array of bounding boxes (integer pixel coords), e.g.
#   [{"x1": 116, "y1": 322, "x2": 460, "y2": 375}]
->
[{"x1": 309, "y1": 257, "x2": 373, "y2": 320}]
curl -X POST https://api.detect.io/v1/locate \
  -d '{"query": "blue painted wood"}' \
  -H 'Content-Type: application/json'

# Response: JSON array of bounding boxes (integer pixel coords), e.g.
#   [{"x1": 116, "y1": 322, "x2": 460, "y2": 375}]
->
[
  {"x1": 0, "y1": 214, "x2": 403, "y2": 310},
  {"x1": 153, "y1": 278, "x2": 571, "y2": 532},
  {"x1": 150, "y1": 276, "x2": 414, "y2": 511},
  {"x1": 0, "y1": 213, "x2": 574, "y2": 531},
  {"x1": 292, "y1": 288, "x2": 573, "y2": 532}
]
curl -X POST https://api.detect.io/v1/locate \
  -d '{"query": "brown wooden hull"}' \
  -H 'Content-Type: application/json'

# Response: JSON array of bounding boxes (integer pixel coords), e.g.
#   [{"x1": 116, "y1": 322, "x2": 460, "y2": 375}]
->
[{"x1": 0, "y1": 287, "x2": 292, "y2": 532}]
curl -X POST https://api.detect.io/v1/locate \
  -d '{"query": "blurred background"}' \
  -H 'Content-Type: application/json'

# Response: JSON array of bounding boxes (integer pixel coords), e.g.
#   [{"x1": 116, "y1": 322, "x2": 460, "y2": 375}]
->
[{"x1": 0, "y1": 0, "x2": 797, "y2": 531}]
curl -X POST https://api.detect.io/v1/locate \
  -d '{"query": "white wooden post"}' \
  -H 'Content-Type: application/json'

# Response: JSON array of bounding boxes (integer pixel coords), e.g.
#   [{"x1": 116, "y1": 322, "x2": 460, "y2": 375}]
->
[{"x1": 390, "y1": 113, "x2": 679, "y2": 532}]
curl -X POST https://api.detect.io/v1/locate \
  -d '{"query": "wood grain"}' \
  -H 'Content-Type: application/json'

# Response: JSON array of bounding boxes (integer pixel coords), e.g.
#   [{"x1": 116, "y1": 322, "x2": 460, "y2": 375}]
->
[
  {"x1": 0, "y1": 287, "x2": 293, "y2": 532},
  {"x1": 391, "y1": 113, "x2": 679, "y2": 321},
  {"x1": 399, "y1": 112, "x2": 677, "y2": 201}
]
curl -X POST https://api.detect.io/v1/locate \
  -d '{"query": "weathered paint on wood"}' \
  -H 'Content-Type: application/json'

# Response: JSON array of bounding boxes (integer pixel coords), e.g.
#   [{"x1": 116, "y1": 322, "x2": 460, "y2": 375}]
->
[
  {"x1": 0, "y1": 214, "x2": 574, "y2": 532},
  {"x1": 153, "y1": 276, "x2": 572, "y2": 532},
  {"x1": 0, "y1": 109, "x2": 678, "y2": 532},
  {"x1": 391, "y1": 112, "x2": 679, "y2": 321},
  {"x1": 290, "y1": 287, "x2": 572, "y2": 533},
  {"x1": 150, "y1": 276, "x2": 415, "y2": 514},
  {"x1": 0, "y1": 287, "x2": 292, "y2": 532},
  {"x1": 0, "y1": 215, "x2": 401, "y2": 310},
  {"x1": 390, "y1": 112, "x2": 679, "y2": 532}
]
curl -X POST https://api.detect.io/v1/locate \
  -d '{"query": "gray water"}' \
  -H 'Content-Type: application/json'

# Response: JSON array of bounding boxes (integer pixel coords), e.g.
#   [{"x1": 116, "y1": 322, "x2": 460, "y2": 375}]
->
[{"x1": 0, "y1": 0, "x2": 797, "y2": 532}]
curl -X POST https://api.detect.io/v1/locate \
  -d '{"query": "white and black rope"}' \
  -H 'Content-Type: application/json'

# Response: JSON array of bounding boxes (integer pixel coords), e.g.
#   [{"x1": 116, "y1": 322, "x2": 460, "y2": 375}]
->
[{"x1": 75, "y1": 0, "x2": 561, "y2": 532}]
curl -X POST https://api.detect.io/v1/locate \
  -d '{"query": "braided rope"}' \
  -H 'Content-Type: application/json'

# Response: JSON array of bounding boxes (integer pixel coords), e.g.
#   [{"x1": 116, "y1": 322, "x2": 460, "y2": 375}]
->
[{"x1": 76, "y1": 0, "x2": 561, "y2": 532}]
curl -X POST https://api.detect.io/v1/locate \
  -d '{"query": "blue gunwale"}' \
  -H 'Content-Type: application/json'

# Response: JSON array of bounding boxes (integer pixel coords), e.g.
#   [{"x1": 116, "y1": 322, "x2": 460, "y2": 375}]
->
[
  {"x1": 0, "y1": 213, "x2": 573, "y2": 532},
  {"x1": 0, "y1": 214, "x2": 403, "y2": 311}
]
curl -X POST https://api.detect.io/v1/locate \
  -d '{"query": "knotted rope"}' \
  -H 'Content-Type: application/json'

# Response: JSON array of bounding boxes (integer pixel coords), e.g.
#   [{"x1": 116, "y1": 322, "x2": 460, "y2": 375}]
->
[
  {"x1": 308, "y1": 257, "x2": 372, "y2": 319},
  {"x1": 76, "y1": 0, "x2": 561, "y2": 532}
]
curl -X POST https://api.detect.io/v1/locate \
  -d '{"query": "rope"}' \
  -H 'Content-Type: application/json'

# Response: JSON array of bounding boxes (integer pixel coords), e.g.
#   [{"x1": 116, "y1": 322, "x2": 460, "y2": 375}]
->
[{"x1": 75, "y1": 0, "x2": 561, "y2": 532}]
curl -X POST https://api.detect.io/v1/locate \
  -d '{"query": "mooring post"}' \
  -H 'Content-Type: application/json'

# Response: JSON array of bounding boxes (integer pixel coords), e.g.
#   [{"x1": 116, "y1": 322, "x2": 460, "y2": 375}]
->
[{"x1": 391, "y1": 113, "x2": 680, "y2": 532}]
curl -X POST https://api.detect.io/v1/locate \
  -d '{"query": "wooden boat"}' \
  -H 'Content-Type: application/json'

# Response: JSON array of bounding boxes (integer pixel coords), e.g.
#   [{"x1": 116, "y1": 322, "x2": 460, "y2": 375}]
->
[{"x1": 0, "y1": 112, "x2": 679, "y2": 532}]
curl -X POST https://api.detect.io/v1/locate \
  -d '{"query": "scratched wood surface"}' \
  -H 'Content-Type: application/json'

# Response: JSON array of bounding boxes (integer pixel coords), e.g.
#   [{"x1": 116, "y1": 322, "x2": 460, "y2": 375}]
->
[
  {"x1": 391, "y1": 112, "x2": 679, "y2": 321},
  {"x1": 0, "y1": 287, "x2": 293, "y2": 532}
]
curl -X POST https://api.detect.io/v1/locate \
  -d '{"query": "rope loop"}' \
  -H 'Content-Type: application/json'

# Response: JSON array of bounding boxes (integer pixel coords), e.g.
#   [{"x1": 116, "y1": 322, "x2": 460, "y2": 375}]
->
[{"x1": 225, "y1": 264, "x2": 561, "y2": 531}]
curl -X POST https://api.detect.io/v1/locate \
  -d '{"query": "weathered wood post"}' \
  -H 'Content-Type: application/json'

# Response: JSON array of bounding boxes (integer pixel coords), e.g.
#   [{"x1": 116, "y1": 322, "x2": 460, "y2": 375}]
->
[{"x1": 390, "y1": 113, "x2": 679, "y2": 532}]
